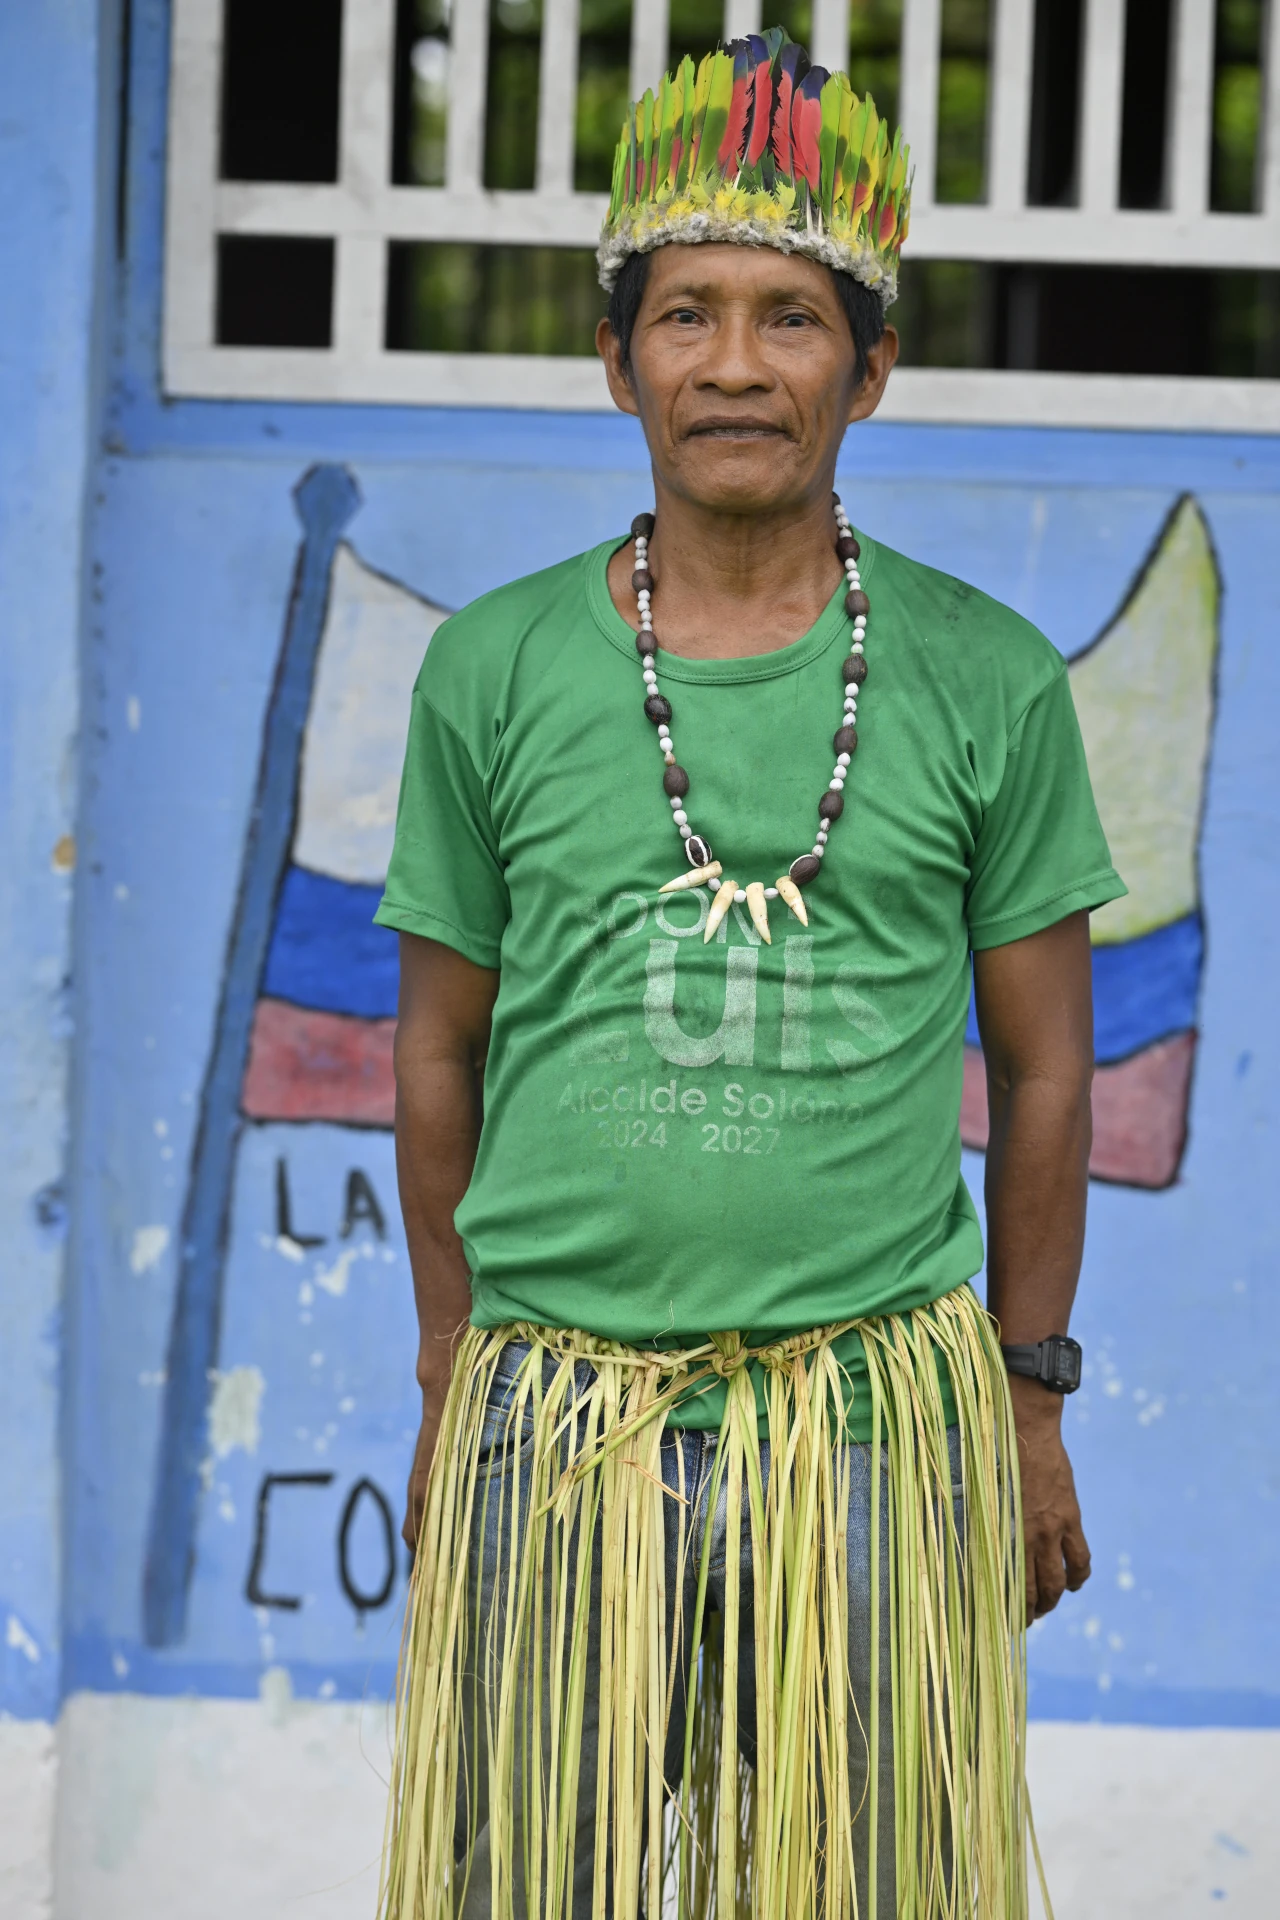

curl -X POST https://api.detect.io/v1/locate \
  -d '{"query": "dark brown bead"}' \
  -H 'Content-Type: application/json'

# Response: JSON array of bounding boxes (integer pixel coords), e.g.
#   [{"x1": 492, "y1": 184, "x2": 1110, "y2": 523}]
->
[
  {"x1": 789, "y1": 854, "x2": 821, "y2": 887},
  {"x1": 842, "y1": 654, "x2": 868, "y2": 685},
  {"x1": 643, "y1": 693, "x2": 672, "y2": 725},
  {"x1": 833, "y1": 724, "x2": 858, "y2": 755},
  {"x1": 835, "y1": 534, "x2": 860, "y2": 562},
  {"x1": 663, "y1": 764, "x2": 690, "y2": 798},
  {"x1": 635, "y1": 629, "x2": 657, "y2": 655},
  {"x1": 845, "y1": 588, "x2": 870, "y2": 618},
  {"x1": 818, "y1": 791, "x2": 844, "y2": 821},
  {"x1": 687, "y1": 836, "x2": 713, "y2": 868},
  {"x1": 631, "y1": 512, "x2": 656, "y2": 538},
  {"x1": 631, "y1": 568, "x2": 654, "y2": 594}
]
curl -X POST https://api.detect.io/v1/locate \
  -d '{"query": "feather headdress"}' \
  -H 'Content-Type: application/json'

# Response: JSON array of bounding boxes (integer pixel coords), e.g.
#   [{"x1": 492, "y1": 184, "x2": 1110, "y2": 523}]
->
[{"x1": 598, "y1": 27, "x2": 912, "y2": 306}]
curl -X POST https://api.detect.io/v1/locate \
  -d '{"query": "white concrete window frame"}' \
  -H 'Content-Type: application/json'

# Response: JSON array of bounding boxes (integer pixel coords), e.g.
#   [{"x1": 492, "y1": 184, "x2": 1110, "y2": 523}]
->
[{"x1": 165, "y1": 0, "x2": 1280, "y2": 431}]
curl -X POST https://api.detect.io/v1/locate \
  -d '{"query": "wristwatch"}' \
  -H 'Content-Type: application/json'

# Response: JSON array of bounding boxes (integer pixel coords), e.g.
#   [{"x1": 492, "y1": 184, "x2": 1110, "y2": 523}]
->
[{"x1": 999, "y1": 1335, "x2": 1082, "y2": 1395}]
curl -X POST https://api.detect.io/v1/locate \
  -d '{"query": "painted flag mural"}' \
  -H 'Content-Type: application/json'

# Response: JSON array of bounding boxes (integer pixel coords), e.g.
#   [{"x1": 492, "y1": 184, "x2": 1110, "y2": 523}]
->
[
  {"x1": 240, "y1": 540, "x2": 446, "y2": 1128},
  {"x1": 961, "y1": 495, "x2": 1218, "y2": 1187},
  {"x1": 144, "y1": 469, "x2": 1217, "y2": 1646}
]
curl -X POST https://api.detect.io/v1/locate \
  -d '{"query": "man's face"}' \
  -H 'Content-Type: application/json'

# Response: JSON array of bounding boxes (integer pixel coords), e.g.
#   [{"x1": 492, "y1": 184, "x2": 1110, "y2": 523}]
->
[{"x1": 597, "y1": 244, "x2": 897, "y2": 516}]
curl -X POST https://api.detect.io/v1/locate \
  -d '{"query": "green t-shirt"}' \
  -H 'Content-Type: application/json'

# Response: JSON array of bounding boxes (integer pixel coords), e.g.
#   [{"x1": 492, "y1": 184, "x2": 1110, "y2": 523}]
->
[{"x1": 375, "y1": 531, "x2": 1125, "y2": 1439}]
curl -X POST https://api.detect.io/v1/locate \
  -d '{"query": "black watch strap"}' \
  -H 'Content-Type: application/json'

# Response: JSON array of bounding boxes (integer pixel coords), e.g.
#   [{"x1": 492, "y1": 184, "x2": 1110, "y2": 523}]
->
[{"x1": 1000, "y1": 1334, "x2": 1082, "y2": 1395}]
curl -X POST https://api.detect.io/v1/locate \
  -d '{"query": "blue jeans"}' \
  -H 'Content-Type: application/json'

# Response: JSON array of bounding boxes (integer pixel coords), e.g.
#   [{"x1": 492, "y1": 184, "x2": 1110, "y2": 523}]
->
[{"x1": 455, "y1": 1340, "x2": 964, "y2": 1919}]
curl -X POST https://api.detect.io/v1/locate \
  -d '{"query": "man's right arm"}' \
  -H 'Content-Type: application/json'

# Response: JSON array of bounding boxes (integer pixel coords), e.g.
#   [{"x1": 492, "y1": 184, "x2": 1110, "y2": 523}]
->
[{"x1": 394, "y1": 931, "x2": 500, "y2": 1549}]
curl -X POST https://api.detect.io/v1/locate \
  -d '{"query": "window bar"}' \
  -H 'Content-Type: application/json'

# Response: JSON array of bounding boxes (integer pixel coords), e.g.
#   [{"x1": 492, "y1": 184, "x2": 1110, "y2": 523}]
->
[
  {"x1": 538, "y1": 0, "x2": 583, "y2": 196},
  {"x1": 1167, "y1": 0, "x2": 1216, "y2": 217},
  {"x1": 447, "y1": 0, "x2": 491, "y2": 193},
  {"x1": 723, "y1": 1, "x2": 764, "y2": 41},
  {"x1": 987, "y1": 0, "x2": 1035, "y2": 212},
  {"x1": 333, "y1": 0, "x2": 394, "y2": 364},
  {"x1": 631, "y1": 0, "x2": 671, "y2": 98},
  {"x1": 1261, "y1": 0, "x2": 1280, "y2": 214},
  {"x1": 811, "y1": 0, "x2": 853, "y2": 75},
  {"x1": 1078, "y1": 0, "x2": 1126, "y2": 212},
  {"x1": 899, "y1": 0, "x2": 941, "y2": 210},
  {"x1": 165, "y1": 0, "x2": 222, "y2": 361}
]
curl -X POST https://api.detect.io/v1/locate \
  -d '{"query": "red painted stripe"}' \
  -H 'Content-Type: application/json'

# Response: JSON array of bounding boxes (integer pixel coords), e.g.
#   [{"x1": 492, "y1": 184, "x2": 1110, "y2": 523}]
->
[
  {"x1": 241, "y1": 998, "x2": 395, "y2": 1127},
  {"x1": 961, "y1": 1031, "x2": 1196, "y2": 1190}
]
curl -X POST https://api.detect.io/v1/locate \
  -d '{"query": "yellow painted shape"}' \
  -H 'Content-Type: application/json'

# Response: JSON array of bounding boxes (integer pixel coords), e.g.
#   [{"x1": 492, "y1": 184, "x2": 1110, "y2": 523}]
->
[{"x1": 1069, "y1": 497, "x2": 1218, "y2": 945}]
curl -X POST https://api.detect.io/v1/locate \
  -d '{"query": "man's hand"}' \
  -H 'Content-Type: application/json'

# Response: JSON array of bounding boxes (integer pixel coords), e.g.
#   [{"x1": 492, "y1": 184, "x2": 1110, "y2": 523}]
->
[
  {"x1": 1009, "y1": 1376, "x2": 1091, "y2": 1623},
  {"x1": 403, "y1": 1382, "x2": 444, "y2": 1553}
]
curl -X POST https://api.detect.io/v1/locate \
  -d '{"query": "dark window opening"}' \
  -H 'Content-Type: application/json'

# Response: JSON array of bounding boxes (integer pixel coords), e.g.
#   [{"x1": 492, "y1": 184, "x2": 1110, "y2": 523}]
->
[
  {"x1": 668, "y1": 0, "x2": 726, "y2": 77},
  {"x1": 385, "y1": 242, "x2": 606, "y2": 354},
  {"x1": 575, "y1": 1, "x2": 633, "y2": 193},
  {"x1": 216, "y1": 235, "x2": 335, "y2": 347},
  {"x1": 1119, "y1": 0, "x2": 1174, "y2": 208},
  {"x1": 895, "y1": 259, "x2": 1280, "y2": 378},
  {"x1": 1211, "y1": 0, "x2": 1264, "y2": 211},
  {"x1": 936, "y1": 0, "x2": 992, "y2": 204},
  {"x1": 392, "y1": 0, "x2": 451, "y2": 187},
  {"x1": 1027, "y1": 0, "x2": 1084, "y2": 206},
  {"x1": 846, "y1": 0, "x2": 904, "y2": 137},
  {"x1": 485, "y1": 0, "x2": 543, "y2": 191},
  {"x1": 219, "y1": 0, "x2": 343, "y2": 183}
]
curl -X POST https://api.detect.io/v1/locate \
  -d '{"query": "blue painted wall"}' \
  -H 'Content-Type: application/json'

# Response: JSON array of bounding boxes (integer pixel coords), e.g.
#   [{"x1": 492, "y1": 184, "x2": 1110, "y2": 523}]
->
[
  {"x1": 4, "y1": 0, "x2": 1278, "y2": 1733},
  {"x1": 0, "y1": 0, "x2": 102, "y2": 1722}
]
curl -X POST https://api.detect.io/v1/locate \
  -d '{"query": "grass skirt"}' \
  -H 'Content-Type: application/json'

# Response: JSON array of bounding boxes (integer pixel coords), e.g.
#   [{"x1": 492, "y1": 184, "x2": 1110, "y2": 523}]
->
[{"x1": 379, "y1": 1286, "x2": 1048, "y2": 1918}]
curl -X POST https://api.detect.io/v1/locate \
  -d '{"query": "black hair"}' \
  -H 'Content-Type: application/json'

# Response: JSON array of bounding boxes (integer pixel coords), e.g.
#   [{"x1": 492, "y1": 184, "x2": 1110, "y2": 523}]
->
[{"x1": 606, "y1": 247, "x2": 887, "y2": 387}]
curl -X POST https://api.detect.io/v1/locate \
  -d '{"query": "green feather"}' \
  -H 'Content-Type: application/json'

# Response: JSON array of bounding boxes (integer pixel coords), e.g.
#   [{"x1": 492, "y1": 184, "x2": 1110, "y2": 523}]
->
[
  {"x1": 818, "y1": 74, "x2": 842, "y2": 222},
  {"x1": 674, "y1": 56, "x2": 696, "y2": 193},
  {"x1": 608, "y1": 116, "x2": 627, "y2": 222},
  {"x1": 656, "y1": 72, "x2": 676, "y2": 194},
  {"x1": 639, "y1": 87, "x2": 655, "y2": 201},
  {"x1": 693, "y1": 50, "x2": 733, "y2": 182}
]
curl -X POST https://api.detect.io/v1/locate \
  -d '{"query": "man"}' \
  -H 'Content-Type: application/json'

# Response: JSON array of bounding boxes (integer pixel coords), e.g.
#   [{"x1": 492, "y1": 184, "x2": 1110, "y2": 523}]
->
[{"x1": 376, "y1": 31, "x2": 1121, "y2": 1920}]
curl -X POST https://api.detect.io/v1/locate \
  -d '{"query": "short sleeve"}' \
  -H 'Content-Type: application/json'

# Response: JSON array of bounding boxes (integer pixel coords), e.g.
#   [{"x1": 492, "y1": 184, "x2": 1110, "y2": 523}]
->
[
  {"x1": 373, "y1": 687, "x2": 509, "y2": 969},
  {"x1": 966, "y1": 666, "x2": 1126, "y2": 950}
]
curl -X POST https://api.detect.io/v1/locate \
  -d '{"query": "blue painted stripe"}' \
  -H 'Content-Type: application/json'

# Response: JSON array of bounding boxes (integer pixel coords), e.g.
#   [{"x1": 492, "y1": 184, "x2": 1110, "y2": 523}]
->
[
  {"x1": 966, "y1": 913, "x2": 1203, "y2": 1061},
  {"x1": 262, "y1": 866, "x2": 399, "y2": 1019},
  {"x1": 62, "y1": 1629, "x2": 1280, "y2": 1728}
]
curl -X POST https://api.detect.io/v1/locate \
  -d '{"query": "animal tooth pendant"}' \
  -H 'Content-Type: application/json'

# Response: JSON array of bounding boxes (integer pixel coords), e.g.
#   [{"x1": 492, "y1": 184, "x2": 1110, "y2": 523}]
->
[
  {"x1": 775, "y1": 875, "x2": 809, "y2": 926},
  {"x1": 745, "y1": 881, "x2": 772, "y2": 945},
  {"x1": 659, "y1": 860, "x2": 723, "y2": 894},
  {"x1": 704, "y1": 879, "x2": 738, "y2": 943}
]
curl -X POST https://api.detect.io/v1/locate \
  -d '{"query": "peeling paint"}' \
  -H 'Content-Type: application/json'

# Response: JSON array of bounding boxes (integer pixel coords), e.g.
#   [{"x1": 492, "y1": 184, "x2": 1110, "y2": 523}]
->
[
  {"x1": 207, "y1": 1366, "x2": 265, "y2": 1459},
  {"x1": 129, "y1": 1224, "x2": 170, "y2": 1275},
  {"x1": 6, "y1": 1614, "x2": 40, "y2": 1663}
]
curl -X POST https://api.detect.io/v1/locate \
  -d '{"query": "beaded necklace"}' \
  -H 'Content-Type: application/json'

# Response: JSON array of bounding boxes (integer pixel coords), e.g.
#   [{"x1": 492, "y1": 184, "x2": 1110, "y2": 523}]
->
[{"x1": 631, "y1": 494, "x2": 868, "y2": 945}]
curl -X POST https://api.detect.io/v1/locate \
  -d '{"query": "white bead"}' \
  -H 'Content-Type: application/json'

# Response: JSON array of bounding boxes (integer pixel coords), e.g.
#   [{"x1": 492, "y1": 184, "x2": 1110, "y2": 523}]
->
[
  {"x1": 669, "y1": 794, "x2": 682, "y2": 807},
  {"x1": 679, "y1": 824, "x2": 692, "y2": 839},
  {"x1": 853, "y1": 616, "x2": 866, "y2": 630},
  {"x1": 764, "y1": 887, "x2": 779, "y2": 900},
  {"x1": 830, "y1": 778, "x2": 844, "y2": 790},
  {"x1": 734, "y1": 889, "x2": 747, "y2": 904},
  {"x1": 837, "y1": 752, "x2": 851, "y2": 768},
  {"x1": 851, "y1": 641, "x2": 864, "y2": 653},
  {"x1": 812, "y1": 845, "x2": 824, "y2": 858},
  {"x1": 673, "y1": 809, "x2": 687, "y2": 826}
]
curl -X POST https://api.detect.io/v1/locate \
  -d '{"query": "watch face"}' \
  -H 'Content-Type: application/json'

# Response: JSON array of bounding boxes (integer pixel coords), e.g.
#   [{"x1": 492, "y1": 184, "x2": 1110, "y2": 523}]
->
[{"x1": 1050, "y1": 1337, "x2": 1083, "y2": 1391}]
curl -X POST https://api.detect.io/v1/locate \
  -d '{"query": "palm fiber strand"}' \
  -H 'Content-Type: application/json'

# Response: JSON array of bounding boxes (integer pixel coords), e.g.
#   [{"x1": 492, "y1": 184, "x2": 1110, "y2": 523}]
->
[{"x1": 379, "y1": 1285, "x2": 1051, "y2": 1919}]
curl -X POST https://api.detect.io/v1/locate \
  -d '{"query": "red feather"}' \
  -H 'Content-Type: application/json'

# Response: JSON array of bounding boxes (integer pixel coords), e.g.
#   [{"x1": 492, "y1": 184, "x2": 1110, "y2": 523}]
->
[
  {"x1": 770, "y1": 44, "x2": 808, "y2": 180},
  {"x1": 791, "y1": 69, "x2": 827, "y2": 196},
  {"x1": 878, "y1": 199, "x2": 898, "y2": 246},
  {"x1": 746, "y1": 60, "x2": 773, "y2": 166},
  {"x1": 719, "y1": 56, "x2": 751, "y2": 169}
]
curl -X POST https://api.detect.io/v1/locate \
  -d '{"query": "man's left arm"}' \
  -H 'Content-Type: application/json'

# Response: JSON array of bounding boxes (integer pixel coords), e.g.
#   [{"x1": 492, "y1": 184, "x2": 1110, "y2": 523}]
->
[{"x1": 974, "y1": 908, "x2": 1095, "y2": 1624}]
